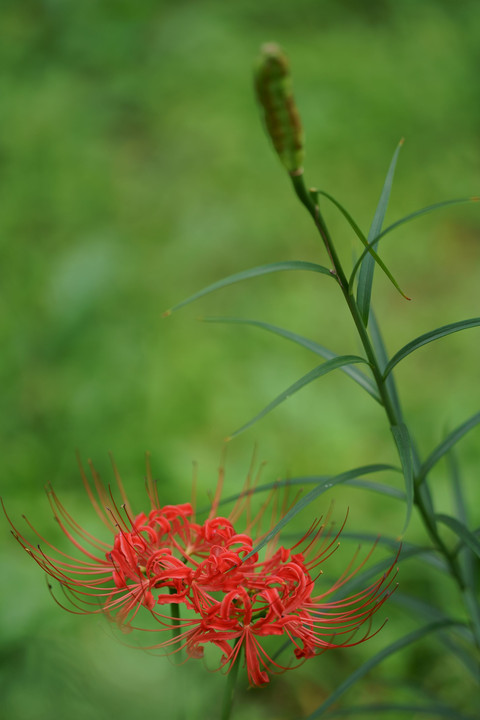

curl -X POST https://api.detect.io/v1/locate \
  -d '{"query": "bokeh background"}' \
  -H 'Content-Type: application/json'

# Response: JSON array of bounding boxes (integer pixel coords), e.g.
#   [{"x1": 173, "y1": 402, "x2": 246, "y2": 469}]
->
[{"x1": 1, "y1": 1, "x2": 479, "y2": 718}]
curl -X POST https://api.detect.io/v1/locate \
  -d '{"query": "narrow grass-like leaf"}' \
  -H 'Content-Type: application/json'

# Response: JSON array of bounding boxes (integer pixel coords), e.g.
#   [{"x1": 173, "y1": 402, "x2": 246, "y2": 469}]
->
[
  {"x1": 383, "y1": 318, "x2": 480, "y2": 378},
  {"x1": 435, "y1": 514, "x2": 480, "y2": 559},
  {"x1": 391, "y1": 423, "x2": 414, "y2": 537},
  {"x1": 447, "y1": 451, "x2": 480, "y2": 646},
  {"x1": 283, "y1": 530, "x2": 448, "y2": 574},
  {"x1": 449, "y1": 451, "x2": 467, "y2": 527},
  {"x1": 393, "y1": 593, "x2": 474, "y2": 644},
  {"x1": 203, "y1": 316, "x2": 380, "y2": 402},
  {"x1": 349, "y1": 197, "x2": 477, "y2": 287},
  {"x1": 318, "y1": 189, "x2": 409, "y2": 301},
  {"x1": 325, "y1": 703, "x2": 476, "y2": 719},
  {"x1": 416, "y1": 479, "x2": 436, "y2": 527},
  {"x1": 368, "y1": 310, "x2": 403, "y2": 421},
  {"x1": 227, "y1": 355, "x2": 369, "y2": 441},
  {"x1": 417, "y1": 411, "x2": 480, "y2": 484},
  {"x1": 343, "y1": 478, "x2": 404, "y2": 500},
  {"x1": 393, "y1": 592, "x2": 479, "y2": 679},
  {"x1": 197, "y1": 476, "x2": 330, "y2": 516},
  {"x1": 201, "y1": 470, "x2": 402, "y2": 517},
  {"x1": 338, "y1": 533, "x2": 448, "y2": 574},
  {"x1": 356, "y1": 139, "x2": 404, "y2": 326},
  {"x1": 163, "y1": 261, "x2": 333, "y2": 315},
  {"x1": 462, "y1": 586, "x2": 480, "y2": 653},
  {"x1": 334, "y1": 547, "x2": 409, "y2": 601},
  {"x1": 242, "y1": 464, "x2": 396, "y2": 561},
  {"x1": 305, "y1": 620, "x2": 463, "y2": 719}
]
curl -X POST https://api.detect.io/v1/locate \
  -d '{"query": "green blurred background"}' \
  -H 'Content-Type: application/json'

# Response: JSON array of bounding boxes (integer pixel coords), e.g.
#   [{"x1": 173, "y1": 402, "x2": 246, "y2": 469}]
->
[{"x1": 1, "y1": 1, "x2": 479, "y2": 718}]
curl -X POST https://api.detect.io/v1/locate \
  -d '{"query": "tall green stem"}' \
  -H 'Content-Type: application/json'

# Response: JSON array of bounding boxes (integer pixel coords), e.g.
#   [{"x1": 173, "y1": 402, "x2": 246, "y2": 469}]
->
[
  {"x1": 170, "y1": 588, "x2": 182, "y2": 659},
  {"x1": 221, "y1": 641, "x2": 242, "y2": 720},
  {"x1": 290, "y1": 172, "x2": 467, "y2": 595}
]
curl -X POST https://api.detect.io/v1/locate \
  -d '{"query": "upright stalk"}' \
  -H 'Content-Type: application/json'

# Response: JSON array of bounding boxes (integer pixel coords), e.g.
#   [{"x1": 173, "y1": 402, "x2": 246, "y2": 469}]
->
[
  {"x1": 290, "y1": 171, "x2": 468, "y2": 595},
  {"x1": 170, "y1": 588, "x2": 183, "y2": 659},
  {"x1": 221, "y1": 641, "x2": 242, "y2": 720}
]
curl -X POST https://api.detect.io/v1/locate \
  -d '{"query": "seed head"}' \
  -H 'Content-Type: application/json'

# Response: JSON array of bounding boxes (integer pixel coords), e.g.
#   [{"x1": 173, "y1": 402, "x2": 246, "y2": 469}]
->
[{"x1": 255, "y1": 43, "x2": 304, "y2": 175}]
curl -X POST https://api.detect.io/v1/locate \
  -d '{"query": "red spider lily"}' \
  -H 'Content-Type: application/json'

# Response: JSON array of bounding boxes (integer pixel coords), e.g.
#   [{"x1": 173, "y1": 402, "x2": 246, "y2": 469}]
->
[{"x1": 3, "y1": 454, "x2": 399, "y2": 686}]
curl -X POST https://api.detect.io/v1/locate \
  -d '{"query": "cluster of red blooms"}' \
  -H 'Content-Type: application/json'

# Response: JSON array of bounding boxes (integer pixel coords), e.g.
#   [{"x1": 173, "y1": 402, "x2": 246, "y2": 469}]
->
[{"x1": 5, "y1": 456, "x2": 398, "y2": 686}]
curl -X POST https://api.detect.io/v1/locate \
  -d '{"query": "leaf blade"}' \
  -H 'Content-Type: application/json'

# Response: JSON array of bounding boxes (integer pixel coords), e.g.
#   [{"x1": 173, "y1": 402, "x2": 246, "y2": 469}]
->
[
  {"x1": 242, "y1": 464, "x2": 398, "y2": 561},
  {"x1": 383, "y1": 318, "x2": 480, "y2": 378},
  {"x1": 368, "y1": 309, "x2": 403, "y2": 420},
  {"x1": 227, "y1": 355, "x2": 370, "y2": 441},
  {"x1": 163, "y1": 261, "x2": 333, "y2": 315},
  {"x1": 318, "y1": 188, "x2": 409, "y2": 301},
  {"x1": 324, "y1": 702, "x2": 477, "y2": 719},
  {"x1": 349, "y1": 196, "x2": 477, "y2": 288},
  {"x1": 391, "y1": 423, "x2": 414, "y2": 537},
  {"x1": 435, "y1": 513, "x2": 480, "y2": 559},
  {"x1": 203, "y1": 316, "x2": 381, "y2": 402},
  {"x1": 417, "y1": 411, "x2": 480, "y2": 483},
  {"x1": 305, "y1": 620, "x2": 463, "y2": 719},
  {"x1": 357, "y1": 139, "x2": 404, "y2": 325},
  {"x1": 200, "y1": 471, "x2": 402, "y2": 517}
]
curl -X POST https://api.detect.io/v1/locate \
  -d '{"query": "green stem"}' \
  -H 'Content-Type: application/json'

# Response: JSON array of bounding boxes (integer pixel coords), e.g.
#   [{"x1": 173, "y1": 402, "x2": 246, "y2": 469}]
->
[
  {"x1": 170, "y1": 588, "x2": 182, "y2": 659},
  {"x1": 221, "y1": 640, "x2": 242, "y2": 720},
  {"x1": 291, "y1": 172, "x2": 469, "y2": 603},
  {"x1": 169, "y1": 591, "x2": 186, "y2": 720},
  {"x1": 290, "y1": 173, "x2": 348, "y2": 290}
]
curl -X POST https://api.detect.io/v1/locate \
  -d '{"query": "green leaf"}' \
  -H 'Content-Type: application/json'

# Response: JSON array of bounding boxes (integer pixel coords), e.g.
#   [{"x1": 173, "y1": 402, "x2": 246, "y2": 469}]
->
[
  {"x1": 435, "y1": 513, "x2": 480, "y2": 559},
  {"x1": 197, "y1": 476, "x2": 330, "y2": 516},
  {"x1": 226, "y1": 355, "x2": 370, "y2": 441},
  {"x1": 202, "y1": 316, "x2": 381, "y2": 402},
  {"x1": 318, "y1": 189, "x2": 409, "y2": 302},
  {"x1": 448, "y1": 451, "x2": 468, "y2": 528},
  {"x1": 324, "y1": 703, "x2": 476, "y2": 719},
  {"x1": 393, "y1": 592, "x2": 479, "y2": 680},
  {"x1": 383, "y1": 318, "x2": 480, "y2": 378},
  {"x1": 462, "y1": 586, "x2": 480, "y2": 655},
  {"x1": 334, "y1": 548, "x2": 402, "y2": 601},
  {"x1": 448, "y1": 451, "x2": 478, "y2": 577},
  {"x1": 284, "y1": 529, "x2": 449, "y2": 574},
  {"x1": 305, "y1": 619, "x2": 463, "y2": 719},
  {"x1": 356, "y1": 139, "x2": 404, "y2": 326},
  {"x1": 200, "y1": 471, "x2": 402, "y2": 517},
  {"x1": 417, "y1": 411, "x2": 480, "y2": 484},
  {"x1": 378, "y1": 196, "x2": 478, "y2": 244},
  {"x1": 162, "y1": 261, "x2": 333, "y2": 315},
  {"x1": 338, "y1": 533, "x2": 448, "y2": 574},
  {"x1": 448, "y1": 449, "x2": 480, "y2": 647},
  {"x1": 349, "y1": 197, "x2": 477, "y2": 288},
  {"x1": 242, "y1": 464, "x2": 398, "y2": 561},
  {"x1": 391, "y1": 423, "x2": 414, "y2": 537},
  {"x1": 393, "y1": 593, "x2": 474, "y2": 644},
  {"x1": 342, "y1": 478, "x2": 404, "y2": 500},
  {"x1": 368, "y1": 310, "x2": 403, "y2": 421}
]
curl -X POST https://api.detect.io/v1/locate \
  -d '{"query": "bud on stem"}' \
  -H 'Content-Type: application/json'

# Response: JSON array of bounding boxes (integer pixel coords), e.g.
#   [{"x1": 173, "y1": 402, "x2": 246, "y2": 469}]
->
[{"x1": 255, "y1": 43, "x2": 304, "y2": 175}]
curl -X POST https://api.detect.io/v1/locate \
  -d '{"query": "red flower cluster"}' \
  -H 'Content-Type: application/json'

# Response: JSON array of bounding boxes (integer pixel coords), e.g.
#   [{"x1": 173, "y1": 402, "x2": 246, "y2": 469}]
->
[{"x1": 5, "y1": 456, "x2": 398, "y2": 686}]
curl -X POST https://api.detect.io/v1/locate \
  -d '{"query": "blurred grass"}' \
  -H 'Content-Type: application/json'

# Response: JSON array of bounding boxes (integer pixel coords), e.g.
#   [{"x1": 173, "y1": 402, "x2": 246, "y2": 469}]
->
[{"x1": 1, "y1": 1, "x2": 480, "y2": 718}]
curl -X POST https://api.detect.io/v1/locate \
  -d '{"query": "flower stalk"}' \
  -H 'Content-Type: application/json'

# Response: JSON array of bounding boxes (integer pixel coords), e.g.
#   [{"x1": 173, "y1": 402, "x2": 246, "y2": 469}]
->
[
  {"x1": 261, "y1": 45, "x2": 475, "y2": 629},
  {"x1": 289, "y1": 145, "x2": 471, "y2": 612},
  {"x1": 221, "y1": 640, "x2": 242, "y2": 720}
]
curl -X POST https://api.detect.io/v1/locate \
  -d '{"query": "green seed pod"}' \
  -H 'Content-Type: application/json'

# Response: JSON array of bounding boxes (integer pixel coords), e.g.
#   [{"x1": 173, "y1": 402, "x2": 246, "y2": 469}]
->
[{"x1": 255, "y1": 43, "x2": 304, "y2": 174}]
